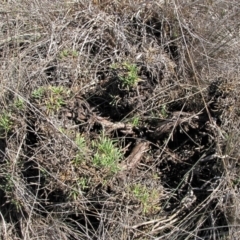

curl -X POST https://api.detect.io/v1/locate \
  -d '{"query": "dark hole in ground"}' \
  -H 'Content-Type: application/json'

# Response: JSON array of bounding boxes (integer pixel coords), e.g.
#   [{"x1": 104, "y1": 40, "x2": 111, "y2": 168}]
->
[
  {"x1": 22, "y1": 159, "x2": 46, "y2": 195},
  {"x1": 0, "y1": 187, "x2": 25, "y2": 239},
  {"x1": 165, "y1": 44, "x2": 179, "y2": 60},
  {"x1": 65, "y1": 210, "x2": 100, "y2": 240},
  {"x1": 86, "y1": 77, "x2": 135, "y2": 121},
  {"x1": 46, "y1": 189, "x2": 68, "y2": 205},
  {"x1": 0, "y1": 139, "x2": 6, "y2": 163},
  {"x1": 146, "y1": 17, "x2": 162, "y2": 38},
  {"x1": 25, "y1": 118, "x2": 40, "y2": 147},
  {"x1": 139, "y1": 65, "x2": 163, "y2": 84},
  {"x1": 44, "y1": 65, "x2": 57, "y2": 82}
]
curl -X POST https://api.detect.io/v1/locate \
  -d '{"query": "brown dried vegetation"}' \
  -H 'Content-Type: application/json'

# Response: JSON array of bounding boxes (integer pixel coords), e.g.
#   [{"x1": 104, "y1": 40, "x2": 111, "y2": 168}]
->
[{"x1": 0, "y1": 0, "x2": 240, "y2": 239}]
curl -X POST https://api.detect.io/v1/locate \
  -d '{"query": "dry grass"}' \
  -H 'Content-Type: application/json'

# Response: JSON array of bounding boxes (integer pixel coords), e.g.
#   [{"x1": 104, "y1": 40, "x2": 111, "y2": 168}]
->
[{"x1": 0, "y1": 0, "x2": 240, "y2": 239}]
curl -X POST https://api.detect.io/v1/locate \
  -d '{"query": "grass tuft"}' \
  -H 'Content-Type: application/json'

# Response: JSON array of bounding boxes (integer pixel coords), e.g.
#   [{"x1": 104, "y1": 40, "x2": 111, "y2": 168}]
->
[{"x1": 92, "y1": 133, "x2": 122, "y2": 174}]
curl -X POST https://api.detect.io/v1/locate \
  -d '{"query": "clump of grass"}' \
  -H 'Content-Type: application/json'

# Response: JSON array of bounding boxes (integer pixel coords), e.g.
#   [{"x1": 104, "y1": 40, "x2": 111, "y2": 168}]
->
[
  {"x1": 0, "y1": 173, "x2": 14, "y2": 194},
  {"x1": 32, "y1": 87, "x2": 45, "y2": 99},
  {"x1": 92, "y1": 133, "x2": 122, "y2": 174},
  {"x1": 69, "y1": 177, "x2": 89, "y2": 200},
  {"x1": 59, "y1": 48, "x2": 78, "y2": 59},
  {"x1": 111, "y1": 61, "x2": 140, "y2": 88},
  {"x1": 130, "y1": 184, "x2": 160, "y2": 215},
  {"x1": 160, "y1": 104, "x2": 168, "y2": 118},
  {"x1": 31, "y1": 86, "x2": 70, "y2": 114},
  {"x1": 73, "y1": 133, "x2": 88, "y2": 165},
  {"x1": 13, "y1": 97, "x2": 25, "y2": 110},
  {"x1": 0, "y1": 112, "x2": 12, "y2": 137},
  {"x1": 128, "y1": 115, "x2": 140, "y2": 127}
]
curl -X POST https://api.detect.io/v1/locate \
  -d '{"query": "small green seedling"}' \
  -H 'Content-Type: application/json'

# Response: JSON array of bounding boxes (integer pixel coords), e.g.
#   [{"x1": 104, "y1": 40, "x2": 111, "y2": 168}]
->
[
  {"x1": 45, "y1": 86, "x2": 69, "y2": 114},
  {"x1": 110, "y1": 63, "x2": 118, "y2": 69},
  {"x1": 73, "y1": 133, "x2": 87, "y2": 165},
  {"x1": 69, "y1": 178, "x2": 89, "y2": 200},
  {"x1": 11, "y1": 199, "x2": 22, "y2": 212},
  {"x1": 75, "y1": 133, "x2": 86, "y2": 149},
  {"x1": 32, "y1": 86, "x2": 69, "y2": 114},
  {"x1": 60, "y1": 49, "x2": 69, "y2": 58},
  {"x1": 59, "y1": 49, "x2": 78, "y2": 59},
  {"x1": 160, "y1": 104, "x2": 168, "y2": 118},
  {"x1": 0, "y1": 174, "x2": 22, "y2": 211},
  {"x1": 131, "y1": 116, "x2": 140, "y2": 127},
  {"x1": 131, "y1": 184, "x2": 160, "y2": 214},
  {"x1": 69, "y1": 187, "x2": 81, "y2": 201},
  {"x1": 72, "y1": 50, "x2": 78, "y2": 58},
  {"x1": 0, "y1": 174, "x2": 14, "y2": 193},
  {"x1": 14, "y1": 98, "x2": 25, "y2": 110},
  {"x1": 111, "y1": 61, "x2": 140, "y2": 88},
  {"x1": 0, "y1": 113, "x2": 12, "y2": 136},
  {"x1": 32, "y1": 87, "x2": 45, "y2": 99},
  {"x1": 49, "y1": 86, "x2": 65, "y2": 95},
  {"x1": 119, "y1": 62, "x2": 139, "y2": 88},
  {"x1": 92, "y1": 134, "x2": 122, "y2": 174},
  {"x1": 46, "y1": 95, "x2": 64, "y2": 114},
  {"x1": 78, "y1": 177, "x2": 89, "y2": 191}
]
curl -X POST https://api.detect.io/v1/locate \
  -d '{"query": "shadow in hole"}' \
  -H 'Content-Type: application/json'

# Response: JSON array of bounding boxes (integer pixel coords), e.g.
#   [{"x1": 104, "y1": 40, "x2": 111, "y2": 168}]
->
[{"x1": 0, "y1": 139, "x2": 6, "y2": 163}]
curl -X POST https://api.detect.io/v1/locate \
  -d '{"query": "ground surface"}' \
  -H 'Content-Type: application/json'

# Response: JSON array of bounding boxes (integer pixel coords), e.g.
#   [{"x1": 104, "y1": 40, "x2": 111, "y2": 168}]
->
[{"x1": 0, "y1": 1, "x2": 240, "y2": 239}]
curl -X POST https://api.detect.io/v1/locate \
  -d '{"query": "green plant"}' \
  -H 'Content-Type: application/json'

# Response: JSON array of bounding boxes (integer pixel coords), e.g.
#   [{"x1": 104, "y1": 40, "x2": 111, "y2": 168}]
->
[
  {"x1": 75, "y1": 133, "x2": 86, "y2": 149},
  {"x1": 60, "y1": 49, "x2": 69, "y2": 58},
  {"x1": 45, "y1": 95, "x2": 64, "y2": 114},
  {"x1": 0, "y1": 174, "x2": 14, "y2": 193},
  {"x1": 32, "y1": 86, "x2": 68, "y2": 114},
  {"x1": 45, "y1": 86, "x2": 69, "y2": 114},
  {"x1": 131, "y1": 184, "x2": 160, "y2": 214},
  {"x1": 59, "y1": 49, "x2": 78, "y2": 59},
  {"x1": 119, "y1": 62, "x2": 139, "y2": 88},
  {"x1": 72, "y1": 50, "x2": 78, "y2": 57},
  {"x1": 14, "y1": 97, "x2": 25, "y2": 110},
  {"x1": 73, "y1": 133, "x2": 87, "y2": 165},
  {"x1": 32, "y1": 87, "x2": 45, "y2": 99},
  {"x1": 49, "y1": 86, "x2": 66, "y2": 95},
  {"x1": 0, "y1": 173, "x2": 22, "y2": 211},
  {"x1": 40, "y1": 167, "x2": 48, "y2": 179},
  {"x1": 11, "y1": 199, "x2": 22, "y2": 212},
  {"x1": 160, "y1": 104, "x2": 168, "y2": 118},
  {"x1": 59, "y1": 127, "x2": 76, "y2": 139},
  {"x1": 69, "y1": 187, "x2": 80, "y2": 201},
  {"x1": 69, "y1": 178, "x2": 89, "y2": 200},
  {"x1": 0, "y1": 112, "x2": 12, "y2": 136},
  {"x1": 78, "y1": 177, "x2": 89, "y2": 191},
  {"x1": 92, "y1": 134, "x2": 122, "y2": 174},
  {"x1": 111, "y1": 61, "x2": 139, "y2": 88},
  {"x1": 131, "y1": 116, "x2": 140, "y2": 127},
  {"x1": 110, "y1": 63, "x2": 118, "y2": 69}
]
